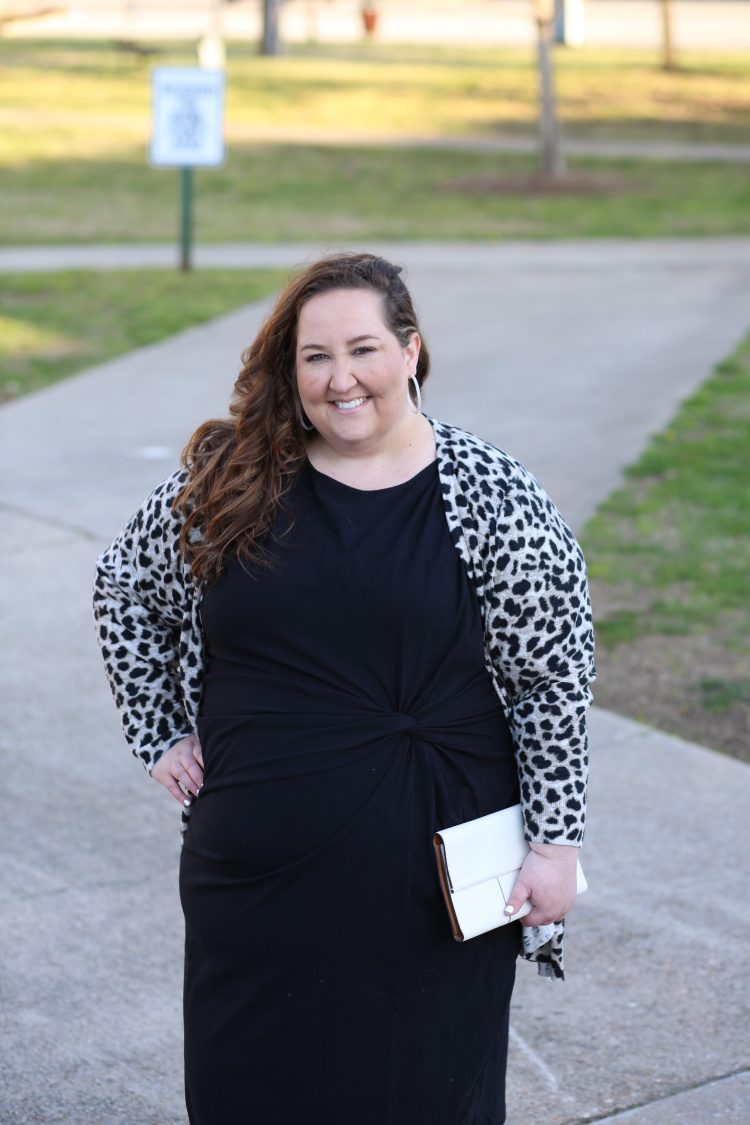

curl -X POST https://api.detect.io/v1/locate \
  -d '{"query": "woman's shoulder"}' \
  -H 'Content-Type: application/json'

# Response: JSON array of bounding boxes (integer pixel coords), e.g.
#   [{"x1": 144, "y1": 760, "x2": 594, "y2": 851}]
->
[
  {"x1": 431, "y1": 418, "x2": 532, "y2": 490},
  {"x1": 431, "y1": 418, "x2": 575, "y2": 538},
  {"x1": 148, "y1": 466, "x2": 190, "y2": 503},
  {"x1": 134, "y1": 468, "x2": 191, "y2": 525},
  {"x1": 100, "y1": 469, "x2": 190, "y2": 564}
]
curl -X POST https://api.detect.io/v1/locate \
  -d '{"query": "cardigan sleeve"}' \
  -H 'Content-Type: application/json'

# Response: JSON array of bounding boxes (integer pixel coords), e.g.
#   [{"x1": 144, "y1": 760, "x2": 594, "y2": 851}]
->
[
  {"x1": 92, "y1": 471, "x2": 195, "y2": 772},
  {"x1": 484, "y1": 464, "x2": 596, "y2": 847}
]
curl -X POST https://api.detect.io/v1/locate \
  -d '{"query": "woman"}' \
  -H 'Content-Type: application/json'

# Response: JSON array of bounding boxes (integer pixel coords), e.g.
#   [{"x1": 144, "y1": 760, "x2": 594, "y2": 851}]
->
[{"x1": 94, "y1": 253, "x2": 595, "y2": 1125}]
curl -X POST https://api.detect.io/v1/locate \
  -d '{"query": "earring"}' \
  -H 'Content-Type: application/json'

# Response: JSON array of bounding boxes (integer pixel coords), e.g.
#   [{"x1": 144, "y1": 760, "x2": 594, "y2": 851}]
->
[
  {"x1": 299, "y1": 410, "x2": 315, "y2": 432},
  {"x1": 407, "y1": 373, "x2": 422, "y2": 414}
]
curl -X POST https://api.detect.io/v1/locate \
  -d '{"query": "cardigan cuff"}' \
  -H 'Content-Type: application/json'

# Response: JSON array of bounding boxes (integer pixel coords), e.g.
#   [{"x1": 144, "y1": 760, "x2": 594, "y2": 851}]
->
[{"x1": 132, "y1": 731, "x2": 195, "y2": 774}]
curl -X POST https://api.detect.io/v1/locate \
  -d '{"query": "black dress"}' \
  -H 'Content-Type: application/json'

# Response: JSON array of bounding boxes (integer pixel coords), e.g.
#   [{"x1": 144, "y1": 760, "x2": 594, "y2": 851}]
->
[{"x1": 180, "y1": 459, "x2": 521, "y2": 1125}]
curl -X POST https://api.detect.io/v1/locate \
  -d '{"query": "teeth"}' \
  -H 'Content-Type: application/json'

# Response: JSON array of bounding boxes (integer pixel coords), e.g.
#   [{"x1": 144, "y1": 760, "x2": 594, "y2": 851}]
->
[{"x1": 334, "y1": 397, "x2": 366, "y2": 410}]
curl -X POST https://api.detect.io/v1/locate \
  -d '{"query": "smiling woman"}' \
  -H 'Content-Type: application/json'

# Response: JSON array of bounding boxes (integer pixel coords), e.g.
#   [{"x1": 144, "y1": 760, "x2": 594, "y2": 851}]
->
[
  {"x1": 176, "y1": 253, "x2": 435, "y2": 582},
  {"x1": 296, "y1": 285, "x2": 434, "y2": 488},
  {"x1": 93, "y1": 252, "x2": 595, "y2": 1125}
]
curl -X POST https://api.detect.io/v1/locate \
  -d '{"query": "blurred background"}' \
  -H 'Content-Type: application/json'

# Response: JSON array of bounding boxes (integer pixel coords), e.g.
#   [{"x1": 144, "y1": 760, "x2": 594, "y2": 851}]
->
[
  {"x1": 1, "y1": 0, "x2": 748, "y2": 270},
  {"x1": 1, "y1": 4, "x2": 750, "y2": 1123}
]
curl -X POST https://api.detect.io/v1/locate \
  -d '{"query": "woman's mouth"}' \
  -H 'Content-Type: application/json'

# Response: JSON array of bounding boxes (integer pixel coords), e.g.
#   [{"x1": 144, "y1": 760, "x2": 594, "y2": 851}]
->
[{"x1": 332, "y1": 396, "x2": 368, "y2": 412}]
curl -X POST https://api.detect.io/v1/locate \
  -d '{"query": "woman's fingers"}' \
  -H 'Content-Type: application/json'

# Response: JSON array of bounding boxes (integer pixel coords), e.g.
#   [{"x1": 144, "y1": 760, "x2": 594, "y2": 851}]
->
[
  {"x1": 505, "y1": 846, "x2": 580, "y2": 927},
  {"x1": 179, "y1": 753, "x2": 204, "y2": 795},
  {"x1": 174, "y1": 750, "x2": 204, "y2": 802},
  {"x1": 156, "y1": 766, "x2": 193, "y2": 806},
  {"x1": 152, "y1": 736, "x2": 204, "y2": 804},
  {"x1": 175, "y1": 763, "x2": 201, "y2": 801},
  {"x1": 522, "y1": 903, "x2": 568, "y2": 927},
  {"x1": 503, "y1": 876, "x2": 531, "y2": 920}
]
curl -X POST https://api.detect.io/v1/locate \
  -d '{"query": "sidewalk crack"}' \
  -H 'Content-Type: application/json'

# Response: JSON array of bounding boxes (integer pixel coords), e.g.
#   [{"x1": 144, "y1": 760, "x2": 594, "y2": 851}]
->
[
  {"x1": 580, "y1": 1065, "x2": 750, "y2": 1122},
  {"x1": 0, "y1": 501, "x2": 101, "y2": 543}
]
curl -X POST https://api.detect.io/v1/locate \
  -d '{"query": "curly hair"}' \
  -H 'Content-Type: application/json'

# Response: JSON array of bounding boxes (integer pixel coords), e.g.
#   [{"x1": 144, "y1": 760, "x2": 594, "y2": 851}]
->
[{"x1": 176, "y1": 252, "x2": 431, "y2": 584}]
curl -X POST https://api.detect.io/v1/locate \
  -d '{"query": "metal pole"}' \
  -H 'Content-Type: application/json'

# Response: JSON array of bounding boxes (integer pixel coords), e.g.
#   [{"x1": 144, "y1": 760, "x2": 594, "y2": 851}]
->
[
  {"x1": 553, "y1": 0, "x2": 565, "y2": 44},
  {"x1": 180, "y1": 166, "x2": 193, "y2": 272}
]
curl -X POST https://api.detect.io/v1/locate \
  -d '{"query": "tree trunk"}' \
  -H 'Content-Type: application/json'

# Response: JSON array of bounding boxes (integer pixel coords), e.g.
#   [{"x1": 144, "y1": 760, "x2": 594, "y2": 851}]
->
[
  {"x1": 661, "y1": 0, "x2": 675, "y2": 70},
  {"x1": 262, "y1": 0, "x2": 281, "y2": 55},
  {"x1": 537, "y1": 16, "x2": 565, "y2": 178}
]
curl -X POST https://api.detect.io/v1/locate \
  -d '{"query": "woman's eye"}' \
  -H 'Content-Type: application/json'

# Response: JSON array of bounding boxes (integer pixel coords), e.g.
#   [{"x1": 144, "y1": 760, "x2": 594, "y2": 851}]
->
[
  {"x1": 353, "y1": 346, "x2": 374, "y2": 355},
  {"x1": 306, "y1": 353, "x2": 328, "y2": 363}
]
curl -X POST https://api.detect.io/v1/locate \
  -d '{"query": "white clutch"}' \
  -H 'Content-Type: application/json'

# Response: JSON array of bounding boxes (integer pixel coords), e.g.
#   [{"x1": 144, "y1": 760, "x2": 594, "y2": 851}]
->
[{"x1": 433, "y1": 803, "x2": 587, "y2": 942}]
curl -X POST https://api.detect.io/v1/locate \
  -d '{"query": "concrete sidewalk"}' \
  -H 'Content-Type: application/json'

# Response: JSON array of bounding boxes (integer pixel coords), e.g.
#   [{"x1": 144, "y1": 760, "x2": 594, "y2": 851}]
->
[
  {"x1": 3, "y1": 237, "x2": 750, "y2": 276},
  {"x1": 1, "y1": 240, "x2": 749, "y2": 1123},
  {"x1": 5, "y1": 237, "x2": 748, "y2": 532}
]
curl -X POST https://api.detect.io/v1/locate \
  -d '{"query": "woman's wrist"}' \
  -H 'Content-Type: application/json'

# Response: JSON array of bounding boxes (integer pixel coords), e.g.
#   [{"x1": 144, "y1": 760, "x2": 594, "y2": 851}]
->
[{"x1": 528, "y1": 840, "x2": 580, "y2": 863}]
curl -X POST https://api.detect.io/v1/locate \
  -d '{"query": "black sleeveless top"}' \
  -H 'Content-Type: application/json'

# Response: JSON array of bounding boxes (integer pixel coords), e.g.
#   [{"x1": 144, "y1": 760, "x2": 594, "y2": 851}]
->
[{"x1": 180, "y1": 459, "x2": 520, "y2": 1125}]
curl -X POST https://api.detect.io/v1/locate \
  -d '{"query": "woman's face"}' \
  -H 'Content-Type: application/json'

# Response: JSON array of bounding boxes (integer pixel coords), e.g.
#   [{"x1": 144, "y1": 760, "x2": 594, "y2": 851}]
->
[{"x1": 295, "y1": 288, "x2": 421, "y2": 455}]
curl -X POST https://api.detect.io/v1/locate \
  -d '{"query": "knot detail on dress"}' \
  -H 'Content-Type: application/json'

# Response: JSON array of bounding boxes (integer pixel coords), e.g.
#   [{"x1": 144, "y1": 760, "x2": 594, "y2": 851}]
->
[{"x1": 391, "y1": 712, "x2": 429, "y2": 740}]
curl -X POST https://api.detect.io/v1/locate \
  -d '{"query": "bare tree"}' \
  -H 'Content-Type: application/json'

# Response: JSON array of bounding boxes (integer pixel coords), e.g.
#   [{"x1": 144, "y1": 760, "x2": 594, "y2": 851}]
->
[
  {"x1": 534, "y1": 0, "x2": 565, "y2": 178},
  {"x1": 262, "y1": 0, "x2": 281, "y2": 55},
  {"x1": 660, "y1": 0, "x2": 676, "y2": 70}
]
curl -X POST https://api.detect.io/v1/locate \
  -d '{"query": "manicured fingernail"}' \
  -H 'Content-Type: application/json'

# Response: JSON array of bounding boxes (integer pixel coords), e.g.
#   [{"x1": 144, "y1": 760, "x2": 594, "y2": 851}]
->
[
  {"x1": 504, "y1": 905, "x2": 515, "y2": 916},
  {"x1": 184, "y1": 798, "x2": 191, "y2": 806}
]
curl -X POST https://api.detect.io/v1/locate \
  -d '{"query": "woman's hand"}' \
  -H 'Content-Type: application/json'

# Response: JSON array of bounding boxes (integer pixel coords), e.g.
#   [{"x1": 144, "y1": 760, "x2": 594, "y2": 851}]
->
[
  {"x1": 151, "y1": 735, "x2": 204, "y2": 807},
  {"x1": 503, "y1": 842, "x2": 580, "y2": 927}
]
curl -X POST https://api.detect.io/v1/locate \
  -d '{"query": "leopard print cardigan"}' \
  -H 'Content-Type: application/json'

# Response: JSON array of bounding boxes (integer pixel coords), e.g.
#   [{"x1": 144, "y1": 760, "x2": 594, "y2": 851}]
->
[{"x1": 93, "y1": 419, "x2": 595, "y2": 980}]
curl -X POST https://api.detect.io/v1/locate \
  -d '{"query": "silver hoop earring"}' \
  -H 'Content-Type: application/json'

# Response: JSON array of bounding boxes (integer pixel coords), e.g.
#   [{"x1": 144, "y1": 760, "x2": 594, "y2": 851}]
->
[
  {"x1": 299, "y1": 410, "x2": 315, "y2": 432},
  {"x1": 407, "y1": 373, "x2": 422, "y2": 414}
]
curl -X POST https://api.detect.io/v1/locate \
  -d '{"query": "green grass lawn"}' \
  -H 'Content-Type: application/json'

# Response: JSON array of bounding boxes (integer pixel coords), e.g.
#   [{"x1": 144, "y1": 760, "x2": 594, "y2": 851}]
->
[
  {"x1": 3, "y1": 144, "x2": 750, "y2": 244},
  {"x1": 3, "y1": 39, "x2": 749, "y2": 143},
  {"x1": 1, "y1": 39, "x2": 749, "y2": 243},
  {"x1": 0, "y1": 269, "x2": 284, "y2": 401},
  {"x1": 580, "y1": 334, "x2": 750, "y2": 762}
]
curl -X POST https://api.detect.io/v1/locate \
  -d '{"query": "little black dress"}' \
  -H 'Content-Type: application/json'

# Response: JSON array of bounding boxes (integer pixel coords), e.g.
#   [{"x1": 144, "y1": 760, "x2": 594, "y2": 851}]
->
[{"x1": 180, "y1": 458, "x2": 521, "y2": 1125}]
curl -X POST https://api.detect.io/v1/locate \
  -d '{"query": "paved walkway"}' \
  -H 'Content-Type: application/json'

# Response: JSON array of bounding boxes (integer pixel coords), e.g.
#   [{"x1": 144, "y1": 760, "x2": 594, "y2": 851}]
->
[
  {"x1": 5, "y1": 237, "x2": 750, "y2": 274},
  {"x1": 4, "y1": 238, "x2": 750, "y2": 532},
  {"x1": 1, "y1": 240, "x2": 749, "y2": 1123}
]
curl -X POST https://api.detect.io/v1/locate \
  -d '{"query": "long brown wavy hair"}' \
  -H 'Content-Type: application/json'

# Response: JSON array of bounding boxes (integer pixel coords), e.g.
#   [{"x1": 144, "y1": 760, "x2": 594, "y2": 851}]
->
[{"x1": 177, "y1": 253, "x2": 431, "y2": 585}]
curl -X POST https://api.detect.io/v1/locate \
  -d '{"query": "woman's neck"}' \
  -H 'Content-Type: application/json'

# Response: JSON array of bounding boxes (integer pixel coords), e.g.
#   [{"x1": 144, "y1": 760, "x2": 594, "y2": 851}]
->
[{"x1": 305, "y1": 413, "x2": 436, "y2": 491}]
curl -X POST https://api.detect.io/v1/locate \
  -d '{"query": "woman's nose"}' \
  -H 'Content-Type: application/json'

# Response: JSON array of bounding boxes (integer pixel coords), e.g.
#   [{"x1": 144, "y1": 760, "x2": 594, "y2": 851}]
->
[{"x1": 328, "y1": 363, "x2": 358, "y2": 392}]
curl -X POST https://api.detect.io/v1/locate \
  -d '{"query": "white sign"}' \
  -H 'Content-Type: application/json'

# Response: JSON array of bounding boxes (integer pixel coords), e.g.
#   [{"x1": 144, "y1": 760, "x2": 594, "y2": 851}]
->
[{"x1": 150, "y1": 67, "x2": 225, "y2": 168}]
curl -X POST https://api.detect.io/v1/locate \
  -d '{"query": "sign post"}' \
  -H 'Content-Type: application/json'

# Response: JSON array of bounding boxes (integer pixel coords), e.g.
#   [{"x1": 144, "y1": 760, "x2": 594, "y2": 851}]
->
[
  {"x1": 180, "y1": 167, "x2": 194, "y2": 272},
  {"x1": 150, "y1": 67, "x2": 225, "y2": 271}
]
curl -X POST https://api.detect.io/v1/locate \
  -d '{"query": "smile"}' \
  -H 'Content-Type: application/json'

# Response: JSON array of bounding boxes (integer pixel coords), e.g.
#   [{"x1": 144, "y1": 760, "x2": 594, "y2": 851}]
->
[{"x1": 332, "y1": 396, "x2": 368, "y2": 411}]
